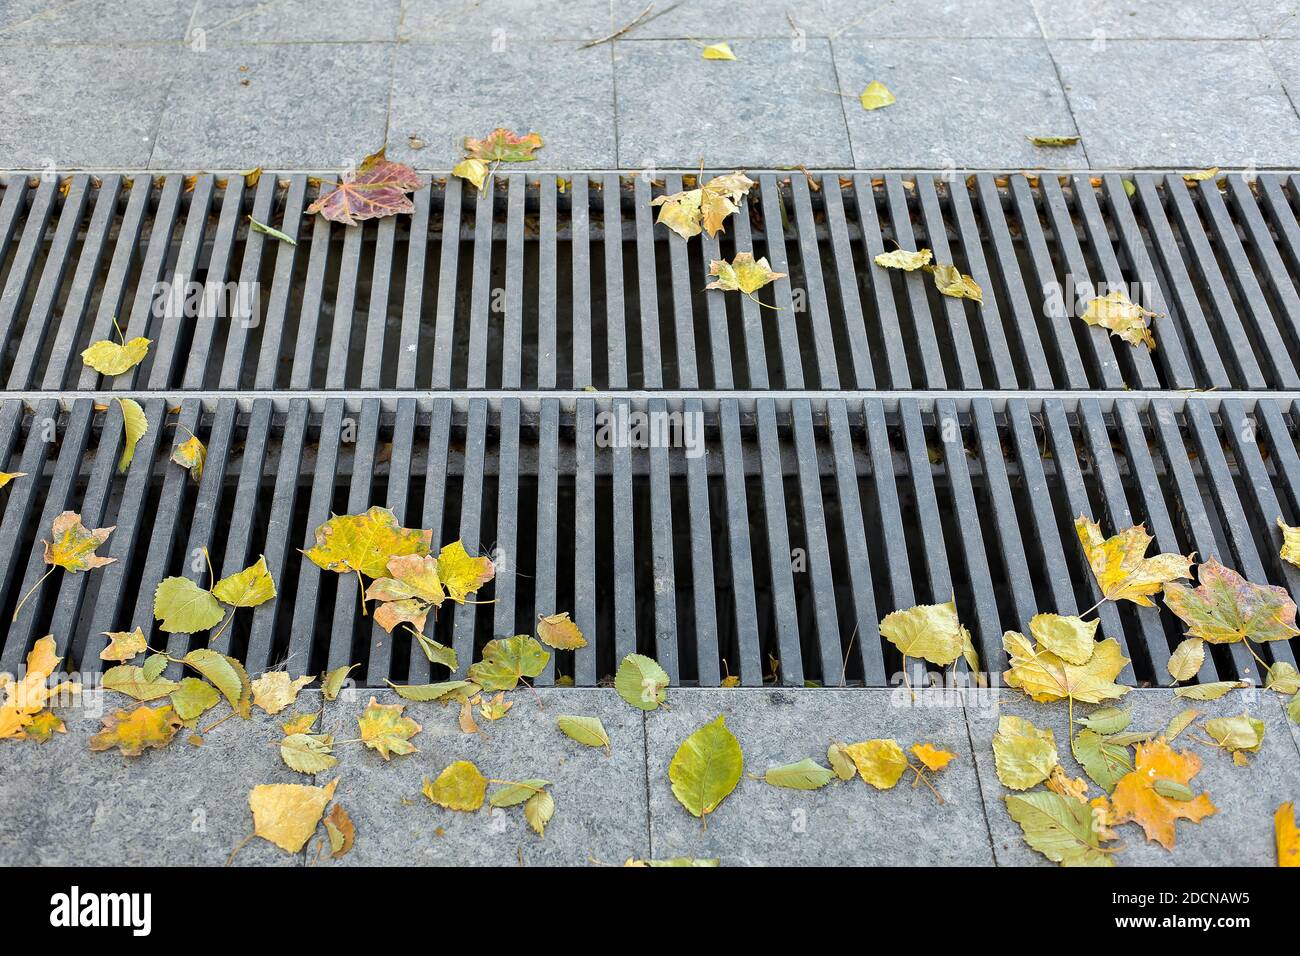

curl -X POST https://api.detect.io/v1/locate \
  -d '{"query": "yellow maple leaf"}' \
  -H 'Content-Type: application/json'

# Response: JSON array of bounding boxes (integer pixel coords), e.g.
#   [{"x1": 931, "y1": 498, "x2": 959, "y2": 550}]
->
[
  {"x1": 89, "y1": 704, "x2": 184, "y2": 756},
  {"x1": 1278, "y1": 802, "x2": 1299, "y2": 868},
  {"x1": 303, "y1": 506, "x2": 432, "y2": 580},
  {"x1": 251, "y1": 672, "x2": 314, "y2": 715},
  {"x1": 171, "y1": 434, "x2": 206, "y2": 481},
  {"x1": 23, "y1": 709, "x2": 66, "y2": 743},
  {"x1": 706, "y1": 253, "x2": 786, "y2": 296},
  {"x1": 248, "y1": 778, "x2": 339, "y2": 853},
  {"x1": 1110, "y1": 739, "x2": 1217, "y2": 851},
  {"x1": 437, "y1": 540, "x2": 495, "y2": 604},
  {"x1": 1076, "y1": 514, "x2": 1193, "y2": 607},
  {"x1": 44, "y1": 511, "x2": 116, "y2": 573},
  {"x1": 365, "y1": 553, "x2": 444, "y2": 634},
  {"x1": 1080, "y1": 289, "x2": 1158, "y2": 349},
  {"x1": 357, "y1": 696, "x2": 421, "y2": 760},
  {"x1": 1002, "y1": 630, "x2": 1130, "y2": 704},
  {"x1": 911, "y1": 742, "x2": 956, "y2": 772},
  {"x1": 650, "y1": 172, "x2": 755, "y2": 240}
]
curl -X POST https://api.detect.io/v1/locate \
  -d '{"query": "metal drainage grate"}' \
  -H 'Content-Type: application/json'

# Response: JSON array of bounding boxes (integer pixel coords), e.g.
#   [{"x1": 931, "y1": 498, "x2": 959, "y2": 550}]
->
[
  {"x1": 1, "y1": 171, "x2": 1300, "y2": 395},
  {"x1": 0, "y1": 394, "x2": 1297, "y2": 689}
]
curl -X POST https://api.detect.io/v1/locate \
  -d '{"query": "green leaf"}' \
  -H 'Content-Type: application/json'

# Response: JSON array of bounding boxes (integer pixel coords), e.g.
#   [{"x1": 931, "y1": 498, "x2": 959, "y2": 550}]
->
[
  {"x1": 153, "y1": 576, "x2": 223, "y2": 634},
  {"x1": 1005, "y1": 792, "x2": 1116, "y2": 867},
  {"x1": 413, "y1": 632, "x2": 458, "y2": 671},
  {"x1": 115, "y1": 398, "x2": 148, "y2": 473},
  {"x1": 102, "y1": 664, "x2": 179, "y2": 701},
  {"x1": 1163, "y1": 558, "x2": 1300, "y2": 644},
  {"x1": 1075, "y1": 706, "x2": 1131, "y2": 735},
  {"x1": 668, "y1": 715, "x2": 744, "y2": 820},
  {"x1": 181, "y1": 648, "x2": 252, "y2": 718},
  {"x1": 1266, "y1": 661, "x2": 1300, "y2": 696},
  {"x1": 1104, "y1": 730, "x2": 1156, "y2": 746},
  {"x1": 488, "y1": 779, "x2": 549, "y2": 808},
  {"x1": 858, "y1": 80, "x2": 895, "y2": 110},
  {"x1": 1288, "y1": 692, "x2": 1300, "y2": 724},
  {"x1": 1153, "y1": 779, "x2": 1195, "y2": 802},
  {"x1": 466, "y1": 635, "x2": 548, "y2": 691},
  {"x1": 992, "y1": 715, "x2": 1058, "y2": 791},
  {"x1": 615, "y1": 653, "x2": 669, "y2": 711},
  {"x1": 1027, "y1": 135, "x2": 1080, "y2": 147},
  {"x1": 1174, "y1": 680, "x2": 1249, "y2": 701},
  {"x1": 556, "y1": 714, "x2": 611, "y2": 753},
  {"x1": 211, "y1": 555, "x2": 276, "y2": 608},
  {"x1": 1204, "y1": 713, "x2": 1265, "y2": 754},
  {"x1": 763, "y1": 758, "x2": 835, "y2": 790},
  {"x1": 1071, "y1": 728, "x2": 1133, "y2": 794},
  {"x1": 385, "y1": 679, "x2": 472, "y2": 702},
  {"x1": 248, "y1": 216, "x2": 296, "y2": 245},
  {"x1": 141, "y1": 652, "x2": 168, "y2": 683},
  {"x1": 280, "y1": 733, "x2": 337, "y2": 774},
  {"x1": 632, "y1": 857, "x2": 721, "y2": 867},
  {"x1": 170, "y1": 677, "x2": 220, "y2": 721},
  {"x1": 322, "y1": 663, "x2": 357, "y2": 701}
]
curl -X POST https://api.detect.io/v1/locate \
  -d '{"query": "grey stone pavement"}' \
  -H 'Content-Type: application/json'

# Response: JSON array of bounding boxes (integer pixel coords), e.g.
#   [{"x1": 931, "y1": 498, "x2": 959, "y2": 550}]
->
[
  {"x1": 1, "y1": 0, "x2": 1299, "y2": 171},
  {"x1": 2, "y1": 687, "x2": 1297, "y2": 866}
]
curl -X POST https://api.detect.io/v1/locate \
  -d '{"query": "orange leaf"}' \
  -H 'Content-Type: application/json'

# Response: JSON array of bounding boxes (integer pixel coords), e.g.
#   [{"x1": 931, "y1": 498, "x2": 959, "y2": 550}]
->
[{"x1": 1110, "y1": 739, "x2": 1217, "y2": 850}]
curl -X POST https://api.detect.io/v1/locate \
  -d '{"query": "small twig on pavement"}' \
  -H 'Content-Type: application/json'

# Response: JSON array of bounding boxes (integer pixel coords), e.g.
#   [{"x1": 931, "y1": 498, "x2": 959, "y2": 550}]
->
[{"x1": 580, "y1": 2, "x2": 657, "y2": 48}]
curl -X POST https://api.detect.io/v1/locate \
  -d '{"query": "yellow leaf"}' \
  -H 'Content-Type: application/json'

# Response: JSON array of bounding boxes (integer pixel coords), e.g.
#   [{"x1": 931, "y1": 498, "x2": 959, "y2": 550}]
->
[
  {"x1": 115, "y1": 398, "x2": 147, "y2": 473},
  {"x1": 1075, "y1": 515, "x2": 1192, "y2": 606},
  {"x1": 668, "y1": 714, "x2": 744, "y2": 817},
  {"x1": 24, "y1": 709, "x2": 66, "y2": 743},
  {"x1": 992, "y1": 714, "x2": 1059, "y2": 790},
  {"x1": 81, "y1": 336, "x2": 151, "y2": 376},
  {"x1": 874, "y1": 247, "x2": 932, "y2": 271},
  {"x1": 911, "y1": 742, "x2": 956, "y2": 772},
  {"x1": 702, "y1": 42, "x2": 736, "y2": 60},
  {"x1": 879, "y1": 599, "x2": 967, "y2": 667},
  {"x1": 1110, "y1": 739, "x2": 1217, "y2": 850},
  {"x1": 248, "y1": 777, "x2": 339, "y2": 853},
  {"x1": 303, "y1": 506, "x2": 432, "y2": 580},
  {"x1": 324, "y1": 803, "x2": 355, "y2": 859},
  {"x1": 100, "y1": 627, "x2": 147, "y2": 662},
  {"x1": 212, "y1": 555, "x2": 277, "y2": 609},
  {"x1": 452, "y1": 158, "x2": 488, "y2": 192},
  {"x1": 1029, "y1": 612, "x2": 1098, "y2": 666},
  {"x1": 844, "y1": 738, "x2": 908, "y2": 789},
  {"x1": 1046, "y1": 764, "x2": 1090, "y2": 802},
  {"x1": 322, "y1": 663, "x2": 357, "y2": 701},
  {"x1": 357, "y1": 696, "x2": 420, "y2": 759},
  {"x1": 436, "y1": 539, "x2": 495, "y2": 604},
  {"x1": 423, "y1": 760, "x2": 487, "y2": 811},
  {"x1": 89, "y1": 704, "x2": 184, "y2": 756},
  {"x1": 0, "y1": 471, "x2": 26, "y2": 489},
  {"x1": 928, "y1": 263, "x2": 983, "y2": 304},
  {"x1": 171, "y1": 435, "x2": 206, "y2": 481},
  {"x1": 478, "y1": 691, "x2": 513, "y2": 721},
  {"x1": 706, "y1": 253, "x2": 786, "y2": 295},
  {"x1": 251, "y1": 672, "x2": 314, "y2": 715},
  {"x1": 1278, "y1": 802, "x2": 1300, "y2": 867},
  {"x1": 1182, "y1": 166, "x2": 1220, "y2": 183},
  {"x1": 827, "y1": 741, "x2": 856, "y2": 781},
  {"x1": 1080, "y1": 289, "x2": 1158, "y2": 349},
  {"x1": 366, "y1": 553, "x2": 445, "y2": 634},
  {"x1": 859, "y1": 80, "x2": 895, "y2": 110},
  {"x1": 1167, "y1": 637, "x2": 1205, "y2": 682},
  {"x1": 1279, "y1": 517, "x2": 1300, "y2": 568},
  {"x1": 537, "y1": 611, "x2": 587, "y2": 650},
  {"x1": 282, "y1": 712, "x2": 318, "y2": 736},
  {"x1": 1003, "y1": 630, "x2": 1130, "y2": 704},
  {"x1": 525, "y1": 789, "x2": 555, "y2": 837},
  {"x1": 650, "y1": 172, "x2": 755, "y2": 240},
  {"x1": 1028, "y1": 135, "x2": 1080, "y2": 147},
  {"x1": 650, "y1": 188, "x2": 703, "y2": 239},
  {"x1": 44, "y1": 511, "x2": 116, "y2": 572}
]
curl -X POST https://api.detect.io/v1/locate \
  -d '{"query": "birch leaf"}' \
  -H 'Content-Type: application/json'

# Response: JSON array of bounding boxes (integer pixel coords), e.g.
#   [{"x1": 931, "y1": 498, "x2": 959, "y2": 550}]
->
[
  {"x1": 706, "y1": 253, "x2": 785, "y2": 295},
  {"x1": 879, "y1": 599, "x2": 967, "y2": 666},
  {"x1": 423, "y1": 760, "x2": 487, "y2": 811},
  {"x1": 212, "y1": 555, "x2": 277, "y2": 609},
  {"x1": 993, "y1": 715, "x2": 1058, "y2": 790},
  {"x1": 1029, "y1": 612, "x2": 1098, "y2": 666},
  {"x1": 81, "y1": 336, "x2": 150, "y2": 376},
  {"x1": 100, "y1": 627, "x2": 147, "y2": 662},
  {"x1": 1075, "y1": 515, "x2": 1193, "y2": 606},
  {"x1": 89, "y1": 704, "x2": 183, "y2": 756},
  {"x1": 844, "y1": 738, "x2": 908, "y2": 790},
  {"x1": 859, "y1": 80, "x2": 895, "y2": 110},
  {"x1": 170, "y1": 677, "x2": 220, "y2": 722},
  {"x1": 280, "y1": 733, "x2": 337, "y2": 774},
  {"x1": 115, "y1": 398, "x2": 147, "y2": 473},
  {"x1": 102, "y1": 664, "x2": 178, "y2": 701},
  {"x1": 1071, "y1": 728, "x2": 1133, "y2": 794},
  {"x1": 251, "y1": 672, "x2": 313, "y2": 715},
  {"x1": 44, "y1": 511, "x2": 115, "y2": 572},
  {"x1": 764, "y1": 758, "x2": 835, "y2": 790},
  {"x1": 1110, "y1": 739, "x2": 1217, "y2": 850},
  {"x1": 1075, "y1": 706, "x2": 1131, "y2": 735},
  {"x1": 248, "y1": 778, "x2": 338, "y2": 853},
  {"x1": 306, "y1": 149, "x2": 422, "y2": 226},
  {"x1": 1005, "y1": 791, "x2": 1116, "y2": 867},
  {"x1": 357, "y1": 696, "x2": 420, "y2": 760},
  {"x1": 525, "y1": 790, "x2": 555, "y2": 836},
  {"x1": 1163, "y1": 558, "x2": 1300, "y2": 645},
  {"x1": 304, "y1": 506, "x2": 432, "y2": 580},
  {"x1": 1279, "y1": 517, "x2": 1300, "y2": 568},
  {"x1": 1167, "y1": 637, "x2": 1205, "y2": 682},
  {"x1": 467, "y1": 635, "x2": 548, "y2": 692},
  {"x1": 556, "y1": 714, "x2": 610, "y2": 753},
  {"x1": 874, "y1": 248, "x2": 932, "y2": 271},
  {"x1": 537, "y1": 611, "x2": 587, "y2": 650},
  {"x1": 702, "y1": 42, "x2": 736, "y2": 60},
  {"x1": 1174, "y1": 680, "x2": 1249, "y2": 701},
  {"x1": 154, "y1": 576, "x2": 223, "y2": 634},
  {"x1": 668, "y1": 715, "x2": 743, "y2": 819},
  {"x1": 385, "y1": 679, "x2": 471, "y2": 702},
  {"x1": 615, "y1": 653, "x2": 669, "y2": 710}
]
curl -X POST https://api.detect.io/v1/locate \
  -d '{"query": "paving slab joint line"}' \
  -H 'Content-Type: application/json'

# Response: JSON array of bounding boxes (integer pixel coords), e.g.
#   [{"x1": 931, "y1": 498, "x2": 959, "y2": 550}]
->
[{"x1": 958, "y1": 691, "x2": 1002, "y2": 866}]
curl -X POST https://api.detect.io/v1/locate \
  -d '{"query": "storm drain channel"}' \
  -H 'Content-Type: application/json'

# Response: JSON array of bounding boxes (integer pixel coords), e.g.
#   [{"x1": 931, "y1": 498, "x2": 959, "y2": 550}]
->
[{"x1": 0, "y1": 170, "x2": 1298, "y2": 690}]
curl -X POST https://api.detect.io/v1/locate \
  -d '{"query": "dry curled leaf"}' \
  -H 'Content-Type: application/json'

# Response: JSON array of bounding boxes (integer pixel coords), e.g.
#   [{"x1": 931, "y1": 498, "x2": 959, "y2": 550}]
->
[
  {"x1": 1028, "y1": 135, "x2": 1080, "y2": 147},
  {"x1": 171, "y1": 434, "x2": 206, "y2": 481},
  {"x1": 928, "y1": 263, "x2": 983, "y2": 304},
  {"x1": 324, "y1": 803, "x2": 355, "y2": 859},
  {"x1": 115, "y1": 398, "x2": 147, "y2": 473},
  {"x1": 650, "y1": 171, "x2": 755, "y2": 240},
  {"x1": 874, "y1": 247, "x2": 932, "y2": 271},
  {"x1": 706, "y1": 253, "x2": 786, "y2": 295},
  {"x1": 1279, "y1": 517, "x2": 1300, "y2": 569},
  {"x1": 306, "y1": 150, "x2": 422, "y2": 226},
  {"x1": 1080, "y1": 289, "x2": 1158, "y2": 349},
  {"x1": 1075, "y1": 515, "x2": 1192, "y2": 606}
]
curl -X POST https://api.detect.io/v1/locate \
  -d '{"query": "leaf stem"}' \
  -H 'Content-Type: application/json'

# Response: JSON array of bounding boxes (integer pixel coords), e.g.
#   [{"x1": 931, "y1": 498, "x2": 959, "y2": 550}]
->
[{"x1": 11, "y1": 567, "x2": 55, "y2": 622}]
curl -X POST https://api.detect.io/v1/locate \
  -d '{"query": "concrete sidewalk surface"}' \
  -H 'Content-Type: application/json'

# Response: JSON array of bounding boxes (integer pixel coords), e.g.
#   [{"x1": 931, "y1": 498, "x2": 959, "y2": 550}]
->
[
  {"x1": 2, "y1": 687, "x2": 1296, "y2": 866},
  {"x1": 1, "y1": 0, "x2": 1298, "y2": 170}
]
